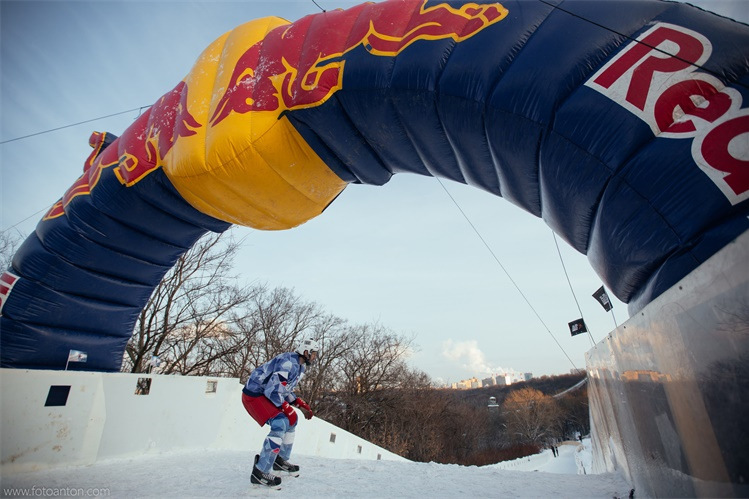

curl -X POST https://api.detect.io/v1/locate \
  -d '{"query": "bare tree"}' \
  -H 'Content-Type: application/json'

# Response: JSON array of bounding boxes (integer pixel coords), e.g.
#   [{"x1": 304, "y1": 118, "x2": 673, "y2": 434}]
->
[
  {"x1": 369, "y1": 368, "x2": 454, "y2": 462},
  {"x1": 250, "y1": 286, "x2": 324, "y2": 362},
  {"x1": 296, "y1": 312, "x2": 353, "y2": 408},
  {"x1": 214, "y1": 313, "x2": 263, "y2": 380},
  {"x1": 123, "y1": 230, "x2": 258, "y2": 374},
  {"x1": 333, "y1": 322, "x2": 416, "y2": 395},
  {"x1": 438, "y1": 398, "x2": 488, "y2": 463},
  {"x1": 0, "y1": 229, "x2": 25, "y2": 271},
  {"x1": 502, "y1": 387, "x2": 560, "y2": 444},
  {"x1": 318, "y1": 323, "x2": 424, "y2": 444}
]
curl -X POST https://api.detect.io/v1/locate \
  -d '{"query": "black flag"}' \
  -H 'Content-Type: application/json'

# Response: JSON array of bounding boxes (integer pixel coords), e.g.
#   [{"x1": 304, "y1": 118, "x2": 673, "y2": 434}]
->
[
  {"x1": 568, "y1": 318, "x2": 588, "y2": 337},
  {"x1": 592, "y1": 286, "x2": 613, "y2": 312}
]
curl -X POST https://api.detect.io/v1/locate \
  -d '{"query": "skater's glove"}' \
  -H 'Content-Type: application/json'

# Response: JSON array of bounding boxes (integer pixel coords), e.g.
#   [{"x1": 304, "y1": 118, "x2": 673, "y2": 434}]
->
[
  {"x1": 294, "y1": 398, "x2": 314, "y2": 420},
  {"x1": 281, "y1": 401, "x2": 298, "y2": 426}
]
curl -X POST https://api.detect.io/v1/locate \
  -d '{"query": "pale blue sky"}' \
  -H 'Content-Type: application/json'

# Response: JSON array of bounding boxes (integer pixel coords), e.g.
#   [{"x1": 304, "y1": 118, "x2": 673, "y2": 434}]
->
[{"x1": 2, "y1": 1, "x2": 746, "y2": 383}]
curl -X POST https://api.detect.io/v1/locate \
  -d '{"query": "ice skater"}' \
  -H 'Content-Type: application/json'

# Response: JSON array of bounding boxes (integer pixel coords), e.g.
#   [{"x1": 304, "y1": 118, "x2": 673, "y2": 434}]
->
[{"x1": 241, "y1": 338, "x2": 318, "y2": 487}]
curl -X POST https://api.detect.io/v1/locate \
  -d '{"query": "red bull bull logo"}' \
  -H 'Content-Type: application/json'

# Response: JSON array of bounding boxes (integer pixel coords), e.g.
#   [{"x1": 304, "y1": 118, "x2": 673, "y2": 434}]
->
[
  {"x1": 115, "y1": 81, "x2": 200, "y2": 187},
  {"x1": 211, "y1": 0, "x2": 508, "y2": 125},
  {"x1": 44, "y1": 1, "x2": 508, "y2": 225},
  {"x1": 44, "y1": 81, "x2": 200, "y2": 220}
]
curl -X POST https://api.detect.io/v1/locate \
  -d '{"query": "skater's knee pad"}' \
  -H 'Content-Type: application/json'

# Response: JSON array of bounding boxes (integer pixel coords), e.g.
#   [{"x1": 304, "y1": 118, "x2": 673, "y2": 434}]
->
[
  {"x1": 265, "y1": 435, "x2": 283, "y2": 452},
  {"x1": 282, "y1": 430, "x2": 295, "y2": 446},
  {"x1": 269, "y1": 414, "x2": 290, "y2": 434}
]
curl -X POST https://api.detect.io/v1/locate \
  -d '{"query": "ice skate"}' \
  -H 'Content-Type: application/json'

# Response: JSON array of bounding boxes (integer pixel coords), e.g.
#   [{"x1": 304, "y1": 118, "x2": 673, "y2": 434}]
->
[
  {"x1": 273, "y1": 455, "x2": 300, "y2": 473},
  {"x1": 252, "y1": 454, "x2": 282, "y2": 487}
]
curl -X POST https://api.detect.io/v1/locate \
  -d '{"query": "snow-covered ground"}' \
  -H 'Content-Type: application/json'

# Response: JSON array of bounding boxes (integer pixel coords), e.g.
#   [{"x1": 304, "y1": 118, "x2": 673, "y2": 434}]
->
[{"x1": 1, "y1": 440, "x2": 631, "y2": 498}]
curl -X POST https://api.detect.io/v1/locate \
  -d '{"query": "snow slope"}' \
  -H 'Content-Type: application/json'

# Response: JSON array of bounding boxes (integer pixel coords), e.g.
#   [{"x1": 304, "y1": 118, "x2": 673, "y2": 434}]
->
[{"x1": 1, "y1": 440, "x2": 631, "y2": 498}]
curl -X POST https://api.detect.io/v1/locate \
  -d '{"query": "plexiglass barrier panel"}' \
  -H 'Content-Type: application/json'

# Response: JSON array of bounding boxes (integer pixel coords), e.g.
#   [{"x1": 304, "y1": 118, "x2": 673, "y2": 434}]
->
[{"x1": 587, "y1": 232, "x2": 749, "y2": 498}]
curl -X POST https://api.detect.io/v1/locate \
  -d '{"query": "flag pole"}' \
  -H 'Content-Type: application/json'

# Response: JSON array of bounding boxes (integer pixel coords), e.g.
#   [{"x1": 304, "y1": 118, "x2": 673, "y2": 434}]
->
[{"x1": 610, "y1": 308, "x2": 619, "y2": 329}]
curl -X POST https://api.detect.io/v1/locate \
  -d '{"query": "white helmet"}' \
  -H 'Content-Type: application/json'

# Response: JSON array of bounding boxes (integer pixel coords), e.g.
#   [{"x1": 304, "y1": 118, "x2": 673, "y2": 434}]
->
[{"x1": 296, "y1": 338, "x2": 320, "y2": 365}]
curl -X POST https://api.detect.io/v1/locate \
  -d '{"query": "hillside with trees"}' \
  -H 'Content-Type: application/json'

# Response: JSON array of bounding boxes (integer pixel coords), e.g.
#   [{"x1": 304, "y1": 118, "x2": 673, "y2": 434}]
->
[{"x1": 316, "y1": 372, "x2": 588, "y2": 465}]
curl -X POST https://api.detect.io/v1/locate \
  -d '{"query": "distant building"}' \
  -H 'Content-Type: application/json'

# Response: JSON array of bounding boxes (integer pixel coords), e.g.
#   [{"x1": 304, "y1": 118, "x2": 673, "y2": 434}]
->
[
  {"x1": 452, "y1": 378, "x2": 475, "y2": 390},
  {"x1": 449, "y1": 377, "x2": 486, "y2": 389},
  {"x1": 450, "y1": 373, "x2": 538, "y2": 389}
]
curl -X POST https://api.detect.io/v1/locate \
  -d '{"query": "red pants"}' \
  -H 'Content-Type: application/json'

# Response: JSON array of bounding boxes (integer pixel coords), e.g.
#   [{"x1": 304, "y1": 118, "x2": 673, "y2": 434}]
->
[{"x1": 242, "y1": 392, "x2": 281, "y2": 427}]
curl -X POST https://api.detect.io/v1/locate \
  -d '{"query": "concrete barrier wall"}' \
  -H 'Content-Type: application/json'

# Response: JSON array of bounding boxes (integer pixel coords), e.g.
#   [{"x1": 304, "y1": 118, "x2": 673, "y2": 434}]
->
[
  {"x1": 586, "y1": 231, "x2": 749, "y2": 498},
  {"x1": 0, "y1": 370, "x2": 405, "y2": 473}
]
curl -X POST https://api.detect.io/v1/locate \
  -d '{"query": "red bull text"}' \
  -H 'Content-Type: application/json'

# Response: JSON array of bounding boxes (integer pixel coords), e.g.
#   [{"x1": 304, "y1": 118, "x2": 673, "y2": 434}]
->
[{"x1": 586, "y1": 22, "x2": 749, "y2": 205}]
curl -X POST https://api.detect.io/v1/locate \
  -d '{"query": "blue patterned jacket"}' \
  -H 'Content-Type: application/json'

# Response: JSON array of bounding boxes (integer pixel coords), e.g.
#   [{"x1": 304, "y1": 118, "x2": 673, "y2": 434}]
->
[{"x1": 243, "y1": 352, "x2": 305, "y2": 407}]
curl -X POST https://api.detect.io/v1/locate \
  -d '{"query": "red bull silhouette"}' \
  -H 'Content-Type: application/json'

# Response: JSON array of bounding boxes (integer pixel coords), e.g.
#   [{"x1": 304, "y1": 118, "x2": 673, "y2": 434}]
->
[
  {"x1": 210, "y1": 0, "x2": 507, "y2": 125},
  {"x1": 43, "y1": 81, "x2": 201, "y2": 220}
]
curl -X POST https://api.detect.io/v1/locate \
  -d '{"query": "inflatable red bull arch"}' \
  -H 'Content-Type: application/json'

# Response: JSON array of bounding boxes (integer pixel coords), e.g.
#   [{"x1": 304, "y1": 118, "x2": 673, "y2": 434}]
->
[{"x1": 1, "y1": 0, "x2": 748, "y2": 371}]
